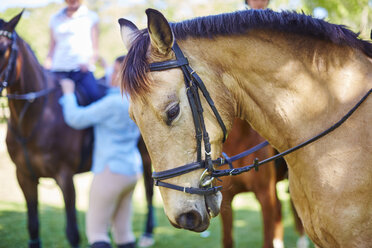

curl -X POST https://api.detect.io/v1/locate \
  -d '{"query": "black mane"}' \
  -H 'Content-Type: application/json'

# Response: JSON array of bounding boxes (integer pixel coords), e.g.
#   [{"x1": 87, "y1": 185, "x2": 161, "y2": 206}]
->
[
  {"x1": 122, "y1": 9, "x2": 372, "y2": 98},
  {"x1": 170, "y1": 9, "x2": 372, "y2": 56}
]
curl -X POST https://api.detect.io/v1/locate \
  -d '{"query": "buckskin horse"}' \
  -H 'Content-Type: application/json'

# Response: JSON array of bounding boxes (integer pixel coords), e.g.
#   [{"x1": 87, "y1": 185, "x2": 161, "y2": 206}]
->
[
  {"x1": 119, "y1": 8, "x2": 372, "y2": 248},
  {"x1": 0, "y1": 12, "x2": 154, "y2": 248}
]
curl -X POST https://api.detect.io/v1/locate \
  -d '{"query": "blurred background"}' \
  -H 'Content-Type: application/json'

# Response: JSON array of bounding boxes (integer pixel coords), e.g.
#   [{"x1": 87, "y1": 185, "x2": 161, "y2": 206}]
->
[
  {"x1": 0, "y1": 1, "x2": 370, "y2": 247},
  {"x1": 0, "y1": 0, "x2": 371, "y2": 78}
]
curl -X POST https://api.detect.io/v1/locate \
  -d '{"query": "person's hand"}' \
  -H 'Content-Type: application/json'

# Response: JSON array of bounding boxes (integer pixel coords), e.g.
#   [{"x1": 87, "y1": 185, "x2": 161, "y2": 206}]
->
[
  {"x1": 97, "y1": 56, "x2": 107, "y2": 69},
  {"x1": 60, "y1": 78, "x2": 75, "y2": 94},
  {"x1": 44, "y1": 57, "x2": 52, "y2": 70},
  {"x1": 79, "y1": 64, "x2": 90, "y2": 72}
]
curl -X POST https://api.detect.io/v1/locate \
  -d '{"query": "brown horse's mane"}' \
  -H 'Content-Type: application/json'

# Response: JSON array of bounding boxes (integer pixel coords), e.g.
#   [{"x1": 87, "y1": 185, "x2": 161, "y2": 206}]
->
[{"x1": 122, "y1": 9, "x2": 372, "y2": 98}]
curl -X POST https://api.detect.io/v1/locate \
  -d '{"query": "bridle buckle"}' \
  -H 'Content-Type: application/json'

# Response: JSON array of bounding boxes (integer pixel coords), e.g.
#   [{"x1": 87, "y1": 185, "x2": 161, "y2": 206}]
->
[
  {"x1": 27, "y1": 92, "x2": 36, "y2": 103},
  {"x1": 229, "y1": 168, "x2": 236, "y2": 176},
  {"x1": 199, "y1": 168, "x2": 214, "y2": 187}
]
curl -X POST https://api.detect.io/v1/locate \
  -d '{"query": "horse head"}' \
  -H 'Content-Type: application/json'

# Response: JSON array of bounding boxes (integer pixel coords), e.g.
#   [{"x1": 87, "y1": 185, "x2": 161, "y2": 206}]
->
[
  {"x1": 0, "y1": 10, "x2": 22, "y2": 55},
  {"x1": 119, "y1": 9, "x2": 235, "y2": 232},
  {"x1": 0, "y1": 10, "x2": 23, "y2": 93}
]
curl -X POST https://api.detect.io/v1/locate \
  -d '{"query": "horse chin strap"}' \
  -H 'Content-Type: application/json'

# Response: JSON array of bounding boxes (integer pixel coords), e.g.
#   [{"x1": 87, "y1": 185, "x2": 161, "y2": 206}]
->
[
  {"x1": 150, "y1": 41, "x2": 227, "y2": 195},
  {"x1": 149, "y1": 40, "x2": 372, "y2": 196}
]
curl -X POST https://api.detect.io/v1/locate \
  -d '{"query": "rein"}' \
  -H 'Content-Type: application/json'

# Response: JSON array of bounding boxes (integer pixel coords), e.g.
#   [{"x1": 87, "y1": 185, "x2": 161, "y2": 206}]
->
[
  {"x1": 149, "y1": 40, "x2": 372, "y2": 195},
  {"x1": 6, "y1": 87, "x2": 57, "y2": 101},
  {"x1": 212, "y1": 88, "x2": 371, "y2": 177}
]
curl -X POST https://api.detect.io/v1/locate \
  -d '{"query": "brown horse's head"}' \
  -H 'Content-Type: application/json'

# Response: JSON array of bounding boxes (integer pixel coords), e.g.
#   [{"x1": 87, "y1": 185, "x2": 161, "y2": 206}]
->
[
  {"x1": 119, "y1": 9, "x2": 234, "y2": 232},
  {"x1": 0, "y1": 11, "x2": 24, "y2": 94},
  {"x1": 0, "y1": 11, "x2": 23, "y2": 56}
]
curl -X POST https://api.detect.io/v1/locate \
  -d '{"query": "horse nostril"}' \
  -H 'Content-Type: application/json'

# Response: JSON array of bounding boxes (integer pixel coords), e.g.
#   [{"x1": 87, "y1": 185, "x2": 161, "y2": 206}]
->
[{"x1": 176, "y1": 210, "x2": 202, "y2": 230}]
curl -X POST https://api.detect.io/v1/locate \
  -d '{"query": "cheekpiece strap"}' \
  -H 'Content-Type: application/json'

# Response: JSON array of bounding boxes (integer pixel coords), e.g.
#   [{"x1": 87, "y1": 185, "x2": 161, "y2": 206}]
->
[{"x1": 149, "y1": 57, "x2": 189, "y2": 71}]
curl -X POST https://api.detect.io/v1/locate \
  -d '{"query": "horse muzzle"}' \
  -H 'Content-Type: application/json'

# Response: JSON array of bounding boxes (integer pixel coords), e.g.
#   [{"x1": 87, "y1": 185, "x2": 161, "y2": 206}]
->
[
  {"x1": 174, "y1": 210, "x2": 207, "y2": 232},
  {"x1": 170, "y1": 190, "x2": 221, "y2": 232}
]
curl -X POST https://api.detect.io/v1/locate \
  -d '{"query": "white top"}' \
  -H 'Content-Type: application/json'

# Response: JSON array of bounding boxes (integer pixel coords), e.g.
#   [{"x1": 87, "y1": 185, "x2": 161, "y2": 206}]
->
[{"x1": 49, "y1": 5, "x2": 98, "y2": 71}]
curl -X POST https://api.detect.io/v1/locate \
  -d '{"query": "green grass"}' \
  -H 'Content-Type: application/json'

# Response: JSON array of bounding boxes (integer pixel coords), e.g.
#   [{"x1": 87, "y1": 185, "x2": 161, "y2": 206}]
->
[
  {"x1": 0, "y1": 202, "x2": 77, "y2": 247},
  {"x1": 0, "y1": 183, "x2": 314, "y2": 248},
  {"x1": 0, "y1": 123, "x2": 313, "y2": 248},
  {"x1": 0, "y1": 97, "x2": 8, "y2": 123}
]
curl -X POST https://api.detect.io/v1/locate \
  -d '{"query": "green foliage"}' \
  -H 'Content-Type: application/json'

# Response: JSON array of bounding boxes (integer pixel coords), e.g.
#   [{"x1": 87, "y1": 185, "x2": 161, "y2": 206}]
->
[
  {"x1": 0, "y1": 0, "x2": 295, "y2": 71},
  {"x1": 0, "y1": 97, "x2": 9, "y2": 123},
  {"x1": 1, "y1": 0, "x2": 370, "y2": 72},
  {"x1": 1, "y1": 5, "x2": 62, "y2": 65},
  {"x1": 301, "y1": 0, "x2": 372, "y2": 39}
]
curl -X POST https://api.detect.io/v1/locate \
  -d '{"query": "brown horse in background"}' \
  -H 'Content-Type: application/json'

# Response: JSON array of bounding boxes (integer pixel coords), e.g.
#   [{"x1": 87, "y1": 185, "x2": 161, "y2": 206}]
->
[
  {"x1": 220, "y1": 118, "x2": 307, "y2": 248},
  {"x1": 0, "y1": 12, "x2": 154, "y2": 248}
]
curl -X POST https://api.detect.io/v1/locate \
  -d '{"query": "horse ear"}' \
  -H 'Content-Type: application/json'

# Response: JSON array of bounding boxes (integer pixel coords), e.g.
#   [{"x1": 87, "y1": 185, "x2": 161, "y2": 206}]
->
[
  {"x1": 118, "y1": 18, "x2": 139, "y2": 51},
  {"x1": 5, "y1": 9, "x2": 24, "y2": 32},
  {"x1": 146, "y1": 9, "x2": 174, "y2": 55}
]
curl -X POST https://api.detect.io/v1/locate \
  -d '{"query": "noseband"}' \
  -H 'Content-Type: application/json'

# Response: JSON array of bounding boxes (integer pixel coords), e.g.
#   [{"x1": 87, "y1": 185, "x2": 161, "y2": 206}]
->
[{"x1": 149, "y1": 41, "x2": 372, "y2": 196}]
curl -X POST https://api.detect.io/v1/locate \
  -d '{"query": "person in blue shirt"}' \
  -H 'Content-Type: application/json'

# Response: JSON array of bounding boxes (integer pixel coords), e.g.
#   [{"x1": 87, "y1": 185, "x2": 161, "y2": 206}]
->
[{"x1": 60, "y1": 55, "x2": 141, "y2": 248}]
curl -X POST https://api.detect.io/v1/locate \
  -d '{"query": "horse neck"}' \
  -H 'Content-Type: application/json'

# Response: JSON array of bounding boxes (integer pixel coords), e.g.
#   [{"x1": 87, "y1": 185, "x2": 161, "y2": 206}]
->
[{"x1": 182, "y1": 30, "x2": 372, "y2": 151}]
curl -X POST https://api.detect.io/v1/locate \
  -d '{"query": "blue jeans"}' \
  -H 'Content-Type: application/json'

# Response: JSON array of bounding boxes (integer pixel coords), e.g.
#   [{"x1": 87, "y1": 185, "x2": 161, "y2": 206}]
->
[{"x1": 55, "y1": 70, "x2": 102, "y2": 104}]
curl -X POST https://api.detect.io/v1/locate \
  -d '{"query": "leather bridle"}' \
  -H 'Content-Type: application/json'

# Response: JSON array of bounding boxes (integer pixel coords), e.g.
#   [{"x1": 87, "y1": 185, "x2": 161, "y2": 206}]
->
[
  {"x1": 0, "y1": 30, "x2": 18, "y2": 95},
  {"x1": 149, "y1": 41, "x2": 371, "y2": 196},
  {"x1": 150, "y1": 42, "x2": 227, "y2": 195}
]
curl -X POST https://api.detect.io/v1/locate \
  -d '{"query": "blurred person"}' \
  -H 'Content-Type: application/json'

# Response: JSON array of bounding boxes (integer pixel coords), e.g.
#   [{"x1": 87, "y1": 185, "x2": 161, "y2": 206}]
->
[
  {"x1": 59, "y1": 55, "x2": 142, "y2": 248},
  {"x1": 96, "y1": 56, "x2": 116, "y2": 87},
  {"x1": 98, "y1": 59, "x2": 156, "y2": 248},
  {"x1": 97, "y1": 56, "x2": 112, "y2": 86},
  {"x1": 46, "y1": 0, "x2": 102, "y2": 103},
  {"x1": 245, "y1": 0, "x2": 269, "y2": 9}
]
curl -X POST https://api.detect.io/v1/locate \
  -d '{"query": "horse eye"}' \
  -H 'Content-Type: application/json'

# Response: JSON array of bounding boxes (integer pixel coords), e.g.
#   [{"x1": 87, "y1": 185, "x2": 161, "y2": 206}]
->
[{"x1": 166, "y1": 104, "x2": 180, "y2": 125}]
